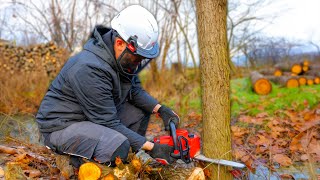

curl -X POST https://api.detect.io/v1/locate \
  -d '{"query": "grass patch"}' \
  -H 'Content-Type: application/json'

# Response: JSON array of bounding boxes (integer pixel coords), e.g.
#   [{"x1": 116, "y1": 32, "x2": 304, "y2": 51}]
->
[{"x1": 231, "y1": 78, "x2": 320, "y2": 118}]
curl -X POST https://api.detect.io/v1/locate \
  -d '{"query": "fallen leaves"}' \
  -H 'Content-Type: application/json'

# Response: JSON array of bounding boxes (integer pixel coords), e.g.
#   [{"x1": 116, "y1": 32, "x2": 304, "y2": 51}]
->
[
  {"x1": 272, "y1": 154, "x2": 292, "y2": 166},
  {"x1": 232, "y1": 106, "x2": 320, "y2": 170}
]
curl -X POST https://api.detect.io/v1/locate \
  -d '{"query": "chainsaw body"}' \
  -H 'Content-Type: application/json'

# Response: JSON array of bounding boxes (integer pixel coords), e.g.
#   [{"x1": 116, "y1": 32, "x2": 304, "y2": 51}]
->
[
  {"x1": 153, "y1": 122, "x2": 201, "y2": 163},
  {"x1": 153, "y1": 122, "x2": 246, "y2": 168}
]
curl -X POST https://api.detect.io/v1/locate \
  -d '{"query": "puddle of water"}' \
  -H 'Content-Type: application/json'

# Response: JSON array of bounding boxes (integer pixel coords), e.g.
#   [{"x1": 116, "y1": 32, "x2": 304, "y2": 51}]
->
[
  {"x1": 0, "y1": 115, "x2": 40, "y2": 144},
  {"x1": 249, "y1": 164, "x2": 320, "y2": 180}
]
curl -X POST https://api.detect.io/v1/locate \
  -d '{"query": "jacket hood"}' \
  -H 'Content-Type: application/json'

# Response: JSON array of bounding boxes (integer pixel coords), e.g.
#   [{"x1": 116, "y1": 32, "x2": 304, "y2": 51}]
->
[{"x1": 83, "y1": 25, "x2": 117, "y2": 69}]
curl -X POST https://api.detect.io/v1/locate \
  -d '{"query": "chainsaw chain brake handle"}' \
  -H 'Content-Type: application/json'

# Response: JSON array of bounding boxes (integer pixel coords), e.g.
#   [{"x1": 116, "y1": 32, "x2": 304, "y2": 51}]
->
[{"x1": 169, "y1": 121, "x2": 191, "y2": 163}]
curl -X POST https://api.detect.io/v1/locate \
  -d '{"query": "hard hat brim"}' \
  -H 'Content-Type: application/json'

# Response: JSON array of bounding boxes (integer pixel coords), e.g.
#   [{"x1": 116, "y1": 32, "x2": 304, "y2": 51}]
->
[{"x1": 136, "y1": 42, "x2": 159, "y2": 59}]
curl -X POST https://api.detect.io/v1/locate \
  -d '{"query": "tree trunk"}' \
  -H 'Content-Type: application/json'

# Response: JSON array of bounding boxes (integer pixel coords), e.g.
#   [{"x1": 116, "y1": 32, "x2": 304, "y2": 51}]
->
[{"x1": 196, "y1": 1, "x2": 232, "y2": 180}]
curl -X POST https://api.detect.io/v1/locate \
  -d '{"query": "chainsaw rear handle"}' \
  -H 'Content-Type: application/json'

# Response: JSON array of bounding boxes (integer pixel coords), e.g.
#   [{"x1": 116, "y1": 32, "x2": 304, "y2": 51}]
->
[
  {"x1": 169, "y1": 121, "x2": 178, "y2": 150},
  {"x1": 169, "y1": 121, "x2": 191, "y2": 163}
]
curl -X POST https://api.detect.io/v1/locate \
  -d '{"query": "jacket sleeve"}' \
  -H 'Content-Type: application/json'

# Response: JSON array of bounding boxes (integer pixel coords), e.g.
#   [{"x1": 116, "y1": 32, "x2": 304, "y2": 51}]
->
[
  {"x1": 129, "y1": 76, "x2": 159, "y2": 113},
  {"x1": 68, "y1": 64, "x2": 146, "y2": 151}
]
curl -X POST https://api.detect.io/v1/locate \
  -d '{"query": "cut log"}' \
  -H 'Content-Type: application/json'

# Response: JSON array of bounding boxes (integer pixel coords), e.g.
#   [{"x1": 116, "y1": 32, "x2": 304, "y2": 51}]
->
[
  {"x1": 298, "y1": 76, "x2": 315, "y2": 86},
  {"x1": 298, "y1": 77, "x2": 307, "y2": 86},
  {"x1": 302, "y1": 65, "x2": 309, "y2": 73},
  {"x1": 259, "y1": 68, "x2": 282, "y2": 76},
  {"x1": 304, "y1": 70, "x2": 320, "y2": 77},
  {"x1": 78, "y1": 161, "x2": 204, "y2": 180},
  {"x1": 274, "y1": 69, "x2": 282, "y2": 76},
  {"x1": 250, "y1": 71, "x2": 272, "y2": 95},
  {"x1": 282, "y1": 72, "x2": 297, "y2": 76},
  {"x1": 275, "y1": 62, "x2": 302, "y2": 75},
  {"x1": 291, "y1": 63, "x2": 302, "y2": 74},
  {"x1": 303, "y1": 59, "x2": 310, "y2": 67},
  {"x1": 266, "y1": 76, "x2": 299, "y2": 88},
  {"x1": 309, "y1": 64, "x2": 320, "y2": 71},
  {"x1": 79, "y1": 162, "x2": 102, "y2": 180},
  {"x1": 315, "y1": 77, "x2": 320, "y2": 84},
  {"x1": 307, "y1": 78, "x2": 314, "y2": 86}
]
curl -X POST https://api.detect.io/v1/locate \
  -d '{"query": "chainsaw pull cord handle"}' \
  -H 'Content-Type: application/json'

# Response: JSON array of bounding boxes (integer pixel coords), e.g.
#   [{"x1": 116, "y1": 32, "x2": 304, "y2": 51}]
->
[{"x1": 169, "y1": 120, "x2": 178, "y2": 151}]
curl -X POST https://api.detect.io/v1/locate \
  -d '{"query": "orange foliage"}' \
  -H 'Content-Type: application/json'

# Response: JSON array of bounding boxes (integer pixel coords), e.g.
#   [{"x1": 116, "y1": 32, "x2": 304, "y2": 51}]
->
[{"x1": 232, "y1": 105, "x2": 320, "y2": 170}]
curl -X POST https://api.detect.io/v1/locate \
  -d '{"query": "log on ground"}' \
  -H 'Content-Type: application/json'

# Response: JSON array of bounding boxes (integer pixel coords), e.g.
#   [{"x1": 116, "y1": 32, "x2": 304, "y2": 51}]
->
[
  {"x1": 250, "y1": 71, "x2": 272, "y2": 95},
  {"x1": 78, "y1": 161, "x2": 205, "y2": 180},
  {"x1": 259, "y1": 68, "x2": 282, "y2": 76},
  {"x1": 298, "y1": 76, "x2": 307, "y2": 86},
  {"x1": 304, "y1": 70, "x2": 320, "y2": 77},
  {"x1": 309, "y1": 64, "x2": 320, "y2": 71},
  {"x1": 297, "y1": 76, "x2": 315, "y2": 86},
  {"x1": 266, "y1": 76, "x2": 299, "y2": 88},
  {"x1": 282, "y1": 72, "x2": 297, "y2": 76},
  {"x1": 275, "y1": 62, "x2": 302, "y2": 75}
]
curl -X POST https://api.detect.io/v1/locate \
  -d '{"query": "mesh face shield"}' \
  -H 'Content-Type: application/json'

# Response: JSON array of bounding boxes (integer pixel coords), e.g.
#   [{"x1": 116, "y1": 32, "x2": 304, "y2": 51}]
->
[{"x1": 115, "y1": 35, "x2": 153, "y2": 76}]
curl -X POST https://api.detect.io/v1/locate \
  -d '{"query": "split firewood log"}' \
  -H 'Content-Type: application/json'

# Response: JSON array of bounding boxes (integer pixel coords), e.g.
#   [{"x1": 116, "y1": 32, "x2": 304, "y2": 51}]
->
[{"x1": 250, "y1": 71, "x2": 272, "y2": 95}]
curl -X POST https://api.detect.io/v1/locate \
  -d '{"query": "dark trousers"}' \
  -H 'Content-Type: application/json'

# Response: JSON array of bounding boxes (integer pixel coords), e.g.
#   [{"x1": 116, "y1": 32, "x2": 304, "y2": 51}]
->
[{"x1": 42, "y1": 101, "x2": 151, "y2": 167}]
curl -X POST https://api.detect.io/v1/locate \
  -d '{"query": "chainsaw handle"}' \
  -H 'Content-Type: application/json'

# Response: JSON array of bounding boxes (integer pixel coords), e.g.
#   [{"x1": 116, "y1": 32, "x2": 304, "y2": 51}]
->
[{"x1": 169, "y1": 121, "x2": 178, "y2": 150}]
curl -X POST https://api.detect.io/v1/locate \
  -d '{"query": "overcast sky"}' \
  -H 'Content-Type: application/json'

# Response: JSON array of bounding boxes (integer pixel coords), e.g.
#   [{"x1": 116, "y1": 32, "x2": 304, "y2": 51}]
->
[
  {"x1": 259, "y1": 0, "x2": 320, "y2": 42},
  {"x1": 1, "y1": 0, "x2": 319, "y2": 44}
]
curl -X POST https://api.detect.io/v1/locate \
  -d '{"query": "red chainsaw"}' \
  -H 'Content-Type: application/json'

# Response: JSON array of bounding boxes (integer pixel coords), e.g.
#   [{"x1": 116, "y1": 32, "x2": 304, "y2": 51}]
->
[{"x1": 153, "y1": 121, "x2": 245, "y2": 168}]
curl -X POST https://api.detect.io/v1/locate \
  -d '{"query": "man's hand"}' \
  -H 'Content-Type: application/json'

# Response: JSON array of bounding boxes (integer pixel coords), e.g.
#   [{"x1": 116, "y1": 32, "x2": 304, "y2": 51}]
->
[
  {"x1": 158, "y1": 105, "x2": 179, "y2": 131},
  {"x1": 148, "y1": 143, "x2": 174, "y2": 165}
]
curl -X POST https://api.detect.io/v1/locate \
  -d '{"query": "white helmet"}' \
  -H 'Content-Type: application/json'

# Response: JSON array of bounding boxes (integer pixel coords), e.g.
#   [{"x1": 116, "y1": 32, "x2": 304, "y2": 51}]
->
[{"x1": 111, "y1": 5, "x2": 159, "y2": 59}]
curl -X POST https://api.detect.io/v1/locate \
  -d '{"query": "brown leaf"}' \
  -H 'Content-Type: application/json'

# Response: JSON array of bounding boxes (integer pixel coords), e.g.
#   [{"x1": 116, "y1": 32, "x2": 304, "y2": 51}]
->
[
  {"x1": 256, "y1": 112, "x2": 268, "y2": 118},
  {"x1": 308, "y1": 139, "x2": 320, "y2": 156},
  {"x1": 0, "y1": 167, "x2": 4, "y2": 178},
  {"x1": 300, "y1": 154, "x2": 309, "y2": 161},
  {"x1": 24, "y1": 169, "x2": 42, "y2": 178},
  {"x1": 238, "y1": 115, "x2": 252, "y2": 123},
  {"x1": 290, "y1": 132, "x2": 304, "y2": 152},
  {"x1": 233, "y1": 149, "x2": 247, "y2": 160},
  {"x1": 255, "y1": 134, "x2": 272, "y2": 147},
  {"x1": 273, "y1": 154, "x2": 292, "y2": 166},
  {"x1": 255, "y1": 146, "x2": 267, "y2": 153},
  {"x1": 298, "y1": 118, "x2": 320, "y2": 132},
  {"x1": 303, "y1": 110, "x2": 315, "y2": 121},
  {"x1": 231, "y1": 126, "x2": 249, "y2": 137},
  {"x1": 270, "y1": 145, "x2": 286, "y2": 154},
  {"x1": 187, "y1": 111, "x2": 202, "y2": 122}
]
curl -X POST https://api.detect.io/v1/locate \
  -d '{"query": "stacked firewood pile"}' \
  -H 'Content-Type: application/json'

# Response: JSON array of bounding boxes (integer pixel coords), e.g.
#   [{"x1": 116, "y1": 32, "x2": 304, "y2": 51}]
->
[
  {"x1": 250, "y1": 60, "x2": 320, "y2": 95},
  {"x1": 0, "y1": 41, "x2": 68, "y2": 78}
]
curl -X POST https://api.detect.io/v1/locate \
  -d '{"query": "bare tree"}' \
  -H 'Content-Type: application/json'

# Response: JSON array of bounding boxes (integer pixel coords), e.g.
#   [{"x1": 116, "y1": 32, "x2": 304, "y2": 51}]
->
[
  {"x1": 11, "y1": 0, "x2": 117, "y2": 51},
  {"x1": 309, "y1": 40, "x2": 320, "y2": 56}
]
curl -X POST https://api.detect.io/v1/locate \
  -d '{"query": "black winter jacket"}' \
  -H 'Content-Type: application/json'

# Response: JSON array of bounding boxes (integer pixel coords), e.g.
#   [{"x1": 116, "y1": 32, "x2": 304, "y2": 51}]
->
[{"x1": 36, "y1": 26, "x2": 159, "y2": 151}]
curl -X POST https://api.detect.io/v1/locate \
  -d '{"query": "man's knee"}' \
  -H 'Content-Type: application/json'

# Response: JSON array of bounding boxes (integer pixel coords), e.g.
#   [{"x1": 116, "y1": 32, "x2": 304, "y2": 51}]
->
[{"x1": 110, "y1": 139, "x2": 130, "y2": 162}]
